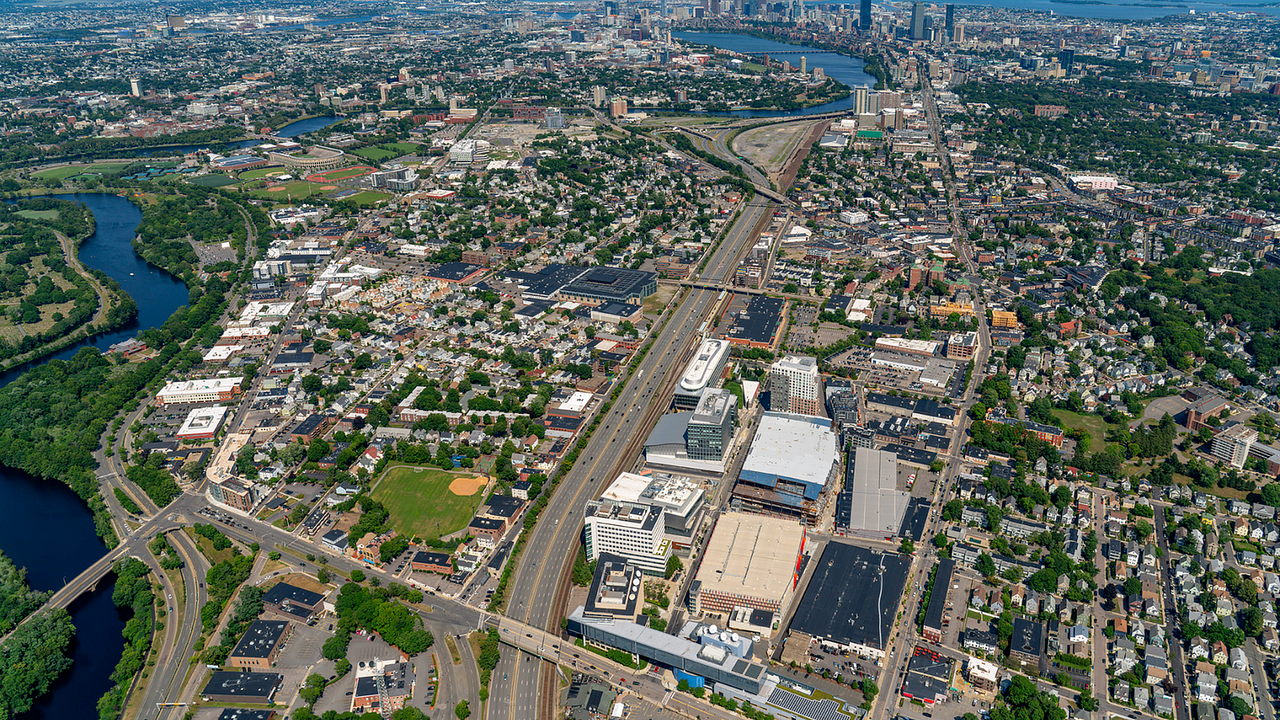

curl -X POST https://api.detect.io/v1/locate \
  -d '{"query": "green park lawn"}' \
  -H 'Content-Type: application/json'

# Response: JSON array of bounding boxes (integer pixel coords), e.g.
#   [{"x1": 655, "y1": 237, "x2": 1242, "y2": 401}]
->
[
  {"x1": 351, "y1": 147, "x2": 399, "y2": 161},
  {"x1": 14, "y1": 209, "x2": 59, "y2": 220},
  {"x1": 371, "y1": 465, "x2": 485, "y2": 542},
  {"x1": 1050, "y1": 409, "x2": 1113, "y2": 452},
  {"x1": 345, "y1": 191, "x2": 392, "y2": 206}
]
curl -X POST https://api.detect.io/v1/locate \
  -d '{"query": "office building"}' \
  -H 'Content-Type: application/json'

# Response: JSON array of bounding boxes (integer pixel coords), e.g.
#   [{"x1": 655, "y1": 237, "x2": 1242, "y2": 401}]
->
[
  {"x1": 210, "y1": 478, "x2": 256, "y2": 513},
  {"x1": 910, "y1": 2, "x2": 926, "y2": 40},
  {"x1": 157, "y1": 377, "x2": 243, "y2": 406},
  {"x1": 1058, "y1": 49, "x2": 1075, "y2": 74},
  {"x1": 262, "y1": 582, "x2": 324, "y2": 623},
  {"x1": 228, "y1": 620, "x2": 292, "y2": 670},
  {"x1": 583, "y1": 553, "x2": 644, "y2": 621},
  {"x1": 944, "y1": 4, "x2": 954, "y2": 41},
  {"x1": 768, "y1": 355, "x2": 820, "y2": 416},
  {"x1": 583, "y1": 500, "x2": 671, "y2": 576},
  {"x1": 176, "y1": 405, "x2": 230, "y2": 440},
  {"x1": 351, "y1": 659, "x2": 413, "y2": 714},
  {"x1": 686, "y1": 390, "x2": 736, "y2": 462},
  {"x1": 601, "y1": 472, "x2": 705, "y2": 548},
  {"x1": 1213, "y1": 423, "x2": 1257, "y2": 469},
  {"x1": 673, "y1": 338, "x2": 731, "y2": 409},
  {"x1": 859, "y1": 0, "x2": 872, "y2": 30},
  {"x1": 691, "y1": 512, "x2": 805, "y2": 617},
  {"x1": 567, "y1": 610, "x2": 769, "y2": 695},
  {"x1": 130, "y1": 78, "x2": 141, "y2": 97},
  {"x1": 545, "y1": 107, "x2": 564, "y2": 129},
  {"x1": 733, "y1": 412, "x2": 839, "y2": 525}
]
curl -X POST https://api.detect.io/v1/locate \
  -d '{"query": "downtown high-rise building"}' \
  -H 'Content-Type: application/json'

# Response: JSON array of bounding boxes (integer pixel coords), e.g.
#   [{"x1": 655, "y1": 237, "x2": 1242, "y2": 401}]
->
[
  {"x1": 945, "y1": 4, "x2": 954, "y2": 42},
  {"x1": 859, "y1": 0, "x2": 871, "y2": 31},
  {"x1": 910, "y1": 2, "x2": 926, "y2": 41}
]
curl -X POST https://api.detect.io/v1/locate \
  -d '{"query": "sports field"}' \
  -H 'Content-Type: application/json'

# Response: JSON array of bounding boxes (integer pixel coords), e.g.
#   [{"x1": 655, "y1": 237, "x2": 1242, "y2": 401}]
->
[
  {"x1": 239, "y1": 167, "x2": 287, "y2": 181},
  {"x1": 189, "y1": 174, "x2": 237, "y2": 188},
  {"x1": 306, "y1": 165, "x2": 376, "y2": 182},
  {"x1": 249, "y1": 180, "x2": 323, "y2": 201},
  {"x1": 371, "y1": 465, "x2": 488, "y2": 542},
  {"x1": 32, "y1": 162, "x2": 133, "y2": 181}
]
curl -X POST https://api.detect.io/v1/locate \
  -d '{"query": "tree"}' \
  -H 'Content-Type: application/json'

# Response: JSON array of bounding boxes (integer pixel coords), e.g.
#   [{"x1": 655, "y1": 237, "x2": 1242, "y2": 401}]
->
[
  {"x1": 455, "y1": 700, "x2": 472, "y2": 719},
  {"x1": 299, "y1": 673, "x2": 326, "y2": 706},
  {"x1": 976, "y1": 553, "x2": 997, "y2": 578},
  {"x1": 665, "y1": 554, "x2": 683, "y2": 580},
  {"x1": 859, "y1": 679, "x2": 877, "y2": 702},
  {"x1": 350, "y1": 569, "x2": 366, "y2": 583},
  {"x1": 899, "y1": 538, "x2": 915, "y2": 555},
  {"x1": 1122, "y1": 576, "x2": 1142, "y2": 597},
  {"x1": 1077, "y1": 690, "x2": 1099, "y2": 712}
]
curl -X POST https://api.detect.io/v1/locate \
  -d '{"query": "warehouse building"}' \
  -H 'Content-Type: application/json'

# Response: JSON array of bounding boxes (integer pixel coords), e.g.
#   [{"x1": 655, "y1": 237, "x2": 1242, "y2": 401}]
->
[
  {"x1": 690, "y1": 512, "x2": 805, "y2": 621},
  {"x1": 200, "y1": 672, "x2": 284, "y2": 704},
  {"x1": 833, "y1": 448, "x2": 911, "y2": 539},
  {"x1": 511, "y1": 264, "x2": 657, "y2": 305},
  {"x1": 788, "y1": 542, "x2": 909, "y2": 660},
  {"x1": 732, "y1": 413, "x2": 839, "y2": 526}
]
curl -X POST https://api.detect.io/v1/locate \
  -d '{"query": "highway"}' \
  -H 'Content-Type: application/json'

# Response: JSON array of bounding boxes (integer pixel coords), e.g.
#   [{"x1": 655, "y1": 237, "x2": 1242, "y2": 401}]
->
[
  {"x1": 493, "y1": 196, "x2": 775, "y2": 720},
  {"x1": 138, "y1": 530, "x2": 208, "y2": 720}
]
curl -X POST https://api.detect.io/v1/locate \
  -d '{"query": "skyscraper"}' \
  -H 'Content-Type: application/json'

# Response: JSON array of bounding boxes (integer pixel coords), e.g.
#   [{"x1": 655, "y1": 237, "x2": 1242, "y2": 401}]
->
[
  {"x1": 945, "y1": 4, "x2": 954, "y2": 42},
  {"x1": 910, "y1": 2, "x2": 925, "y2": 41},
  {"x1": 799, "y1": 56, "x2": 807, "y2": 74},
  {"x1": 854, "y1": 85, "x2": 869, "y2": 114},
  {"x1": 859, "y1": 0, "x2": 871, "y2": 31},
  {"x1": 1058, "y1": 48, "x2": 1075, "y2": 74}
]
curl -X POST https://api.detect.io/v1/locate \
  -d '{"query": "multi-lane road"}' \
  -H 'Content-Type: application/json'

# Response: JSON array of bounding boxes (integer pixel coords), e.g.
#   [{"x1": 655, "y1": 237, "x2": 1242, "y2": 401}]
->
[{"x1": 493, "y1": 196, "x2": 775, "y2": 720}]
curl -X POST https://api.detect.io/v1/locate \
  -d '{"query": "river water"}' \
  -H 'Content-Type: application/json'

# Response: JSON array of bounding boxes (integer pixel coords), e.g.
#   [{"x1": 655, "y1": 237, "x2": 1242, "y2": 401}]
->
[
  {"x1": 0, "y1": 193, "x2": 189, "y2": 720},
  {"x1": 672, "y1": 31, "x2": 877, "y2": 117},
  {"x1": 116, "y1": 114, "x2": 341, "y2": 159}
]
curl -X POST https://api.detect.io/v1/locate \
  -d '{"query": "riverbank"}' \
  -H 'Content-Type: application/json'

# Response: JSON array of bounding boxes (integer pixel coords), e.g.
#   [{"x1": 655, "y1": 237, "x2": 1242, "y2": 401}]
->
[
  {"x1": 671, "y1": 30, "x2": 878, "y2": 118},
  {"x1": 675, "y1": 26, "x2": 891, "y2": 93},
  {"x1": 0, "y1": 227, "x2": 136, "y2": 374}
]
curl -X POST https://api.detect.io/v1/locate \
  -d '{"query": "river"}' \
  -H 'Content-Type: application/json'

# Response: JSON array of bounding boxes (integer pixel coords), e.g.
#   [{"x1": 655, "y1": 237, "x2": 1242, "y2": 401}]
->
[
  {"x1": 671, "y1": 31, "x2": 877, "y2": 117},
  {"x1": 0, "y1": 193, "x2": 189, "y2": 720},
  {"x1": 115, "y1": 115, "x2": 341, "y2": 159}
]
